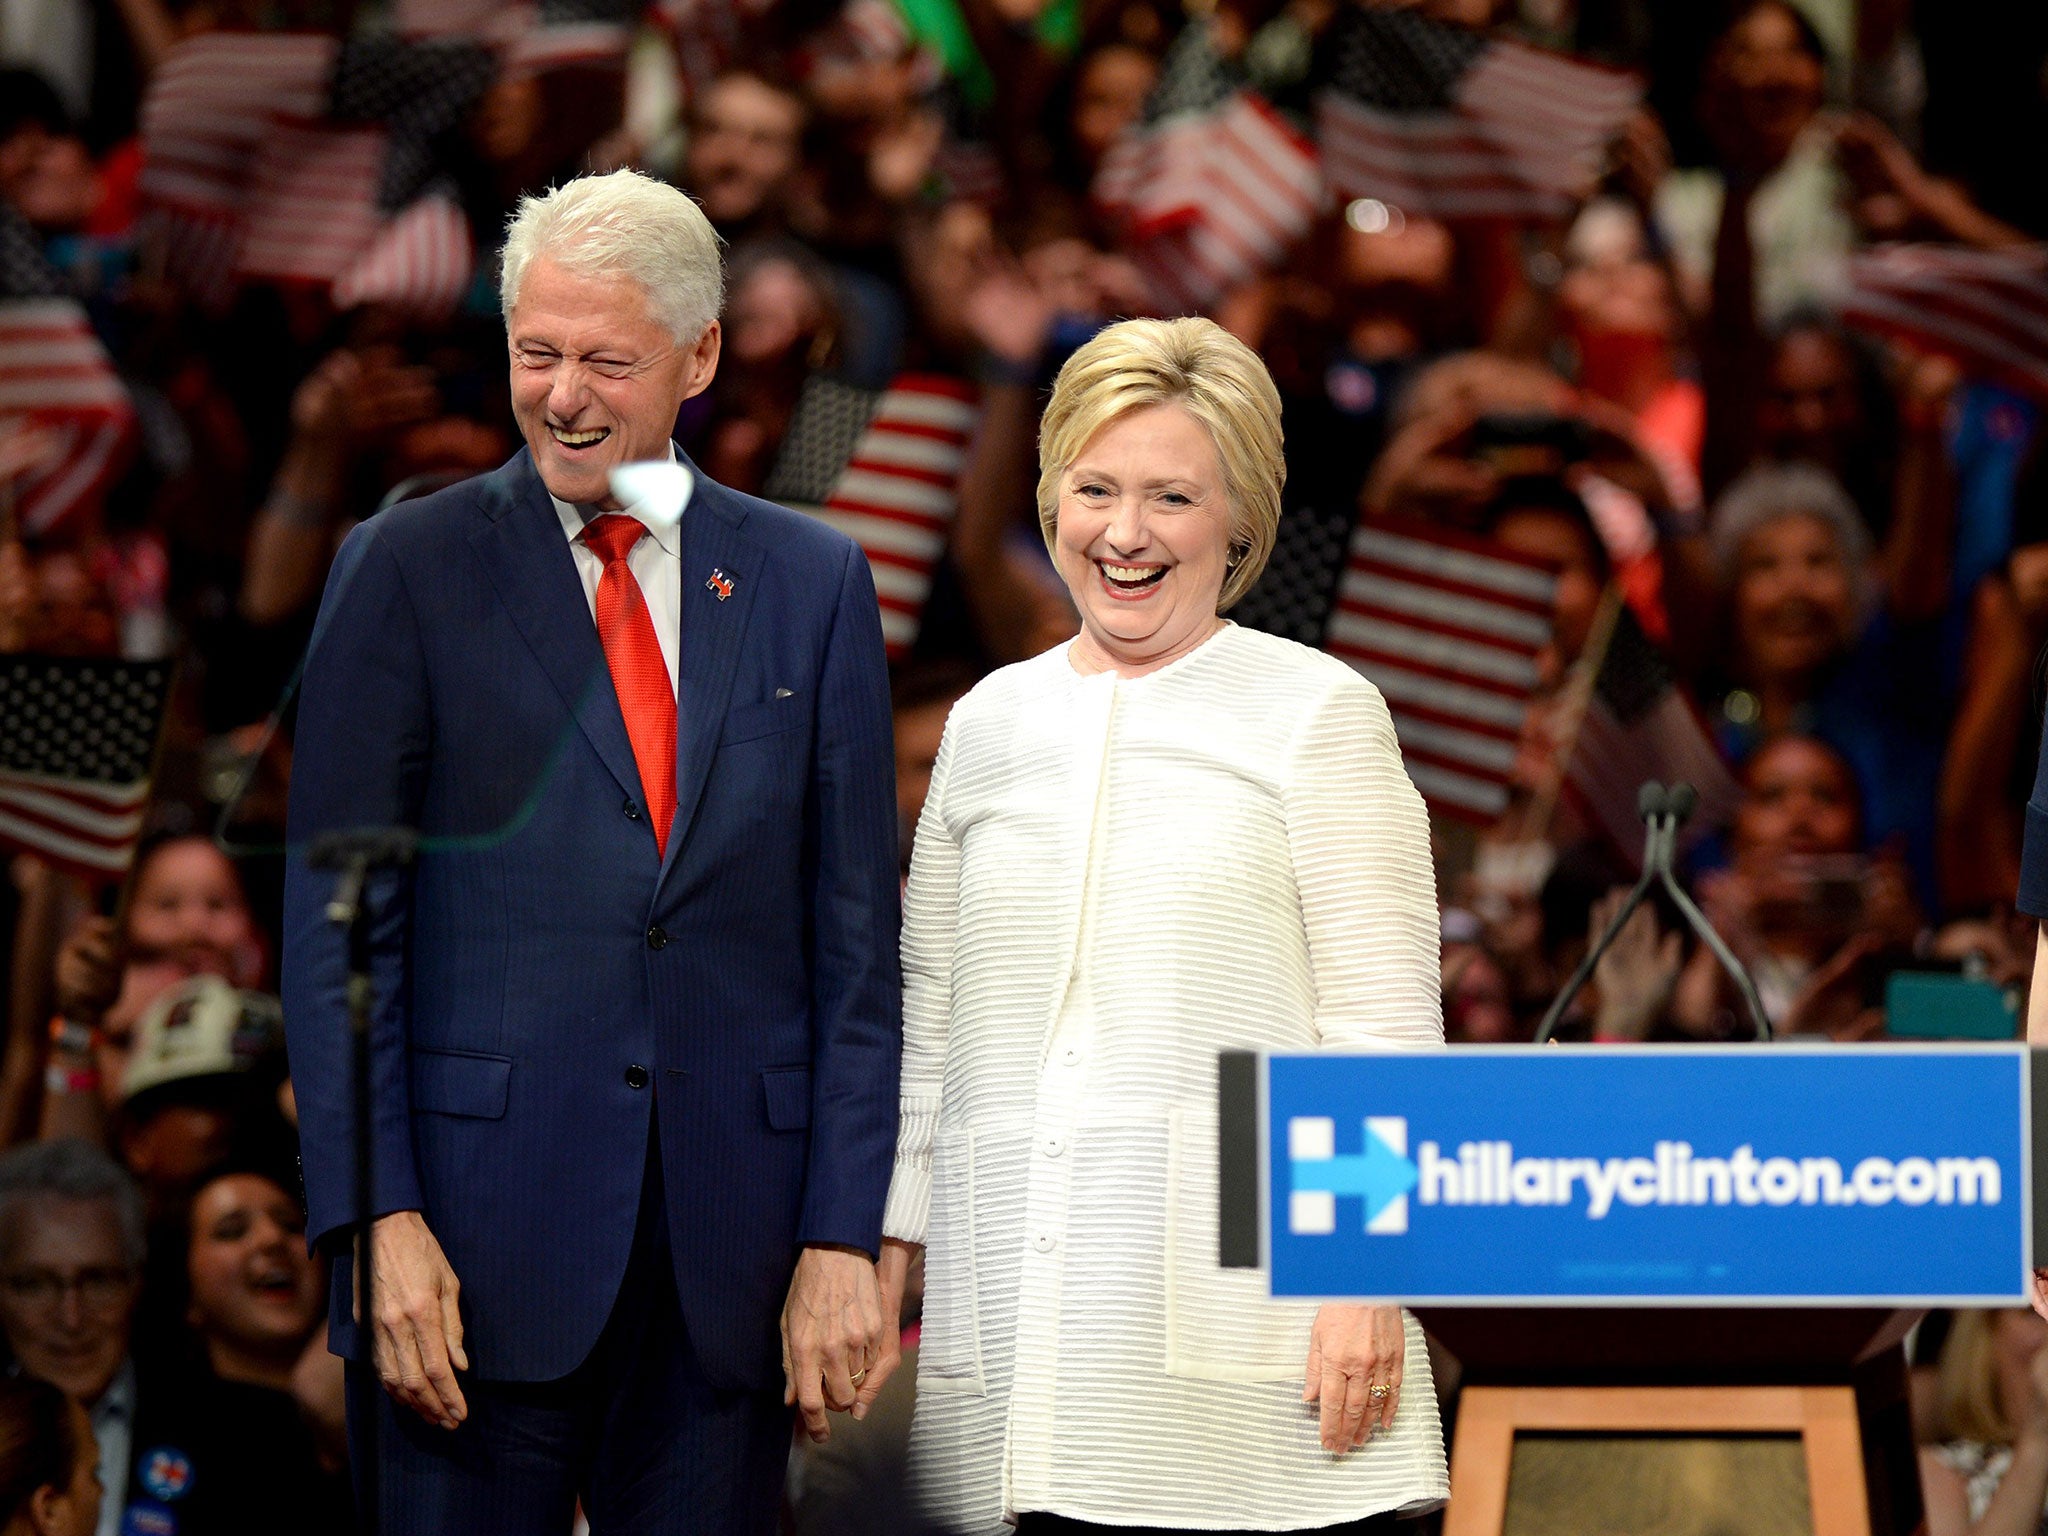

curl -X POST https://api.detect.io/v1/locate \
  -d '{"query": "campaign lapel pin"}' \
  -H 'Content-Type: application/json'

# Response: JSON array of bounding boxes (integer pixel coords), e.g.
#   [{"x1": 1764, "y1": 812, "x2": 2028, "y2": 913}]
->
[{"x1": 705, "y1": 567, "x2": 735, "y2": 601}]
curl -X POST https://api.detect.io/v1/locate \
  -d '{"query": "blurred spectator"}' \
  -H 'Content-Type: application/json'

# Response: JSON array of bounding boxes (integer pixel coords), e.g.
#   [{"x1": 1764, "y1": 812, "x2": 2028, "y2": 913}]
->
[
  {"x1": 0, "y1": 0, "x2": 2042, "y2": 1519},
  {"x1": 1655, "y1": 0, "x2": 1849, "y2": 327},
  {"x1": 1708, "y1": 458, "x2": 1955, "y2": 892},
  {"x1": 1941, "y1": 535, "x2": 2048, "y2": 913},
  {"x1": 36, "y1": 836, "x2": 266, "y2": 1152},
  {"x1": 680, "y1": 70, "x2": 810, "y2": 238},
  {"x1": 1752, "y1": 317, "x2": 1898, "y2": 528},
  {"x1": 106, "y1": 977, "x2": 287, "y2": 1220},
  {"x1": 890, "y1": 659, "x2": 979, "y2": 875},
  {"x1": 695, "y1": 238, "x2": 844, "y2": 493},
  {"x1": 1921, "y1": 1309, "x2": 2048, "y2": 1536},
  {"x1": 1671, "y1": 733, "x2": 1918, "y2": 1039},
  {"x1": 0, "y1": 1376, "x2": 99, "y2": 1536},
  {"x1": 154, "y1": 1161, "x2": 349, "y2": 1535},
  {"x1": 0, "y1": 68, "x2": 138, "y2": 310},
  {"x1": 1557, "y1": 199, "x2": 1702, "y2": 494},
  {"x1": 0, "y1": 1141, "x2": 141, "y2": 1536},
  {"x1": 1440, "y1": 911, "x2": 1518, "y2": 1044},
  {"x1": 1247, "y1": 208, "x2": 1459, "y2": 523},
  {"x1": 1052, "y1": 41, "x2": 1156, "y2": 187}
]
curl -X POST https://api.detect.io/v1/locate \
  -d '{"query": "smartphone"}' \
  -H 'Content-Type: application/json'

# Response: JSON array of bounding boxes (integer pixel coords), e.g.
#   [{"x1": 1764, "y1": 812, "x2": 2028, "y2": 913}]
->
[
  {"x1": 1469, "y1": 413, "x2": 1590, "y2": 476},
  {"x1": 1884, "y1": 970, "x2": 2021, "y2": 1040}
]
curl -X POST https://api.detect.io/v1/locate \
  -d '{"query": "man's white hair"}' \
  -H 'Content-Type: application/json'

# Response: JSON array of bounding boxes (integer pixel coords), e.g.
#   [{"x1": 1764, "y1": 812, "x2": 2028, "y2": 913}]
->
[{"x1": 501, "y1": 169, "x2": 724, "y2": 342}]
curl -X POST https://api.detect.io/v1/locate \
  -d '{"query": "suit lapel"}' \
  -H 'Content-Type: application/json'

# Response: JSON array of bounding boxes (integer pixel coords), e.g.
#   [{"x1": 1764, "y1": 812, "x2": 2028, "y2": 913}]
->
[
  {"x1": 659, "y1": 462, "x2": 766, "y2": 889},
  {"x1": 467, "y1": 450, "x2": 644, "y2": 810}
]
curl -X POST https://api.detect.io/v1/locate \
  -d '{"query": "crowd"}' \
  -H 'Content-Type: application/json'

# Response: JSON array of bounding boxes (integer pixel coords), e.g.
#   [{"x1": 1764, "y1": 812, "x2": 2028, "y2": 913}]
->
[{"x1": 3, "y1": 0, "x2": 2048, "y2": 1529}]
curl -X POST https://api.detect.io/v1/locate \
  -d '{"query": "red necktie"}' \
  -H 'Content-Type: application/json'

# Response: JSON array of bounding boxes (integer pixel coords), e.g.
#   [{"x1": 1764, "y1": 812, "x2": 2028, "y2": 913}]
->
[{"x1": 582, "y1": 514, "x2": 676, "y2": 856}]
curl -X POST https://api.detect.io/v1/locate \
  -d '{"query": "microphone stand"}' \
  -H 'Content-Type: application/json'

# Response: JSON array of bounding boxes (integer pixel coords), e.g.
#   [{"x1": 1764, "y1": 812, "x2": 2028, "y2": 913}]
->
[
  {"x1": 307, "y1": 827, "x2": 420, "y2": 1535},
  {"x1": 1534, "y1": 782, "x2": 1771, "y2": 1044}
]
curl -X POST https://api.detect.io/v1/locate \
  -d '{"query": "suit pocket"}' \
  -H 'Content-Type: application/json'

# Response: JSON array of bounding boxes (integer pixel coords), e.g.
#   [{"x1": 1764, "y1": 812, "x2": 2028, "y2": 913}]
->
[
  {"x1": 411, "y1": 1049, "x2": 513, "y2": 1119},
  {"x1": 721, "y1": 695, "x2": 804, "y2": 746},
  {"x1": 918, "y1": 1128, "x2": 985, "y2": 1395},
  {"x1": 761, "y1": 1066, "x2": 812, "y2": 1131},
  {"x1": 1164, "y1": 1106, "x2": 1313, "y2": 1380}
]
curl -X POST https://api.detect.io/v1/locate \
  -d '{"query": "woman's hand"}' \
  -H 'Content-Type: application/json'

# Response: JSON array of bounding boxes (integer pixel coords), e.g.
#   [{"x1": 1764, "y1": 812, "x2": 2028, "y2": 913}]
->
[
  {"x1": 1303, "y1": 1304, "x2": 1404, "y2": 1453},
  {"x1": 53, "y1": 916, "x2": 123, "y2": 1028}
]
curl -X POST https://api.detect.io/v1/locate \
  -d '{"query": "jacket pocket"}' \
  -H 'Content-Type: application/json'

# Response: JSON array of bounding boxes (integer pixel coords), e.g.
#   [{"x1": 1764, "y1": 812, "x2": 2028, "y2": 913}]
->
[
  {"x1": 1163, "y1": 1106, "x2": 1314, "y2": 1381},
  {"x1": 761, "y1": 1066, "x2": 812, "y2": 1131},
  {"x1": 411, "y1": 1049, "x2": 513, "y2": 1120},
  {"x1": 918, "y1": 1128, "x2": 985, "y2": 1395},
  {"x1": 721, "y1": 695, "x2": 804, "y2": 746}
]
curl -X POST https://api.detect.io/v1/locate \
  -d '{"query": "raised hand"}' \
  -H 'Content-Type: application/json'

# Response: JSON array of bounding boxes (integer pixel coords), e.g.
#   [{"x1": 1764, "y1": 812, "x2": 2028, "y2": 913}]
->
[{"x1": 1590, "y1": 890, "x2": 1682, "y2": 1042}]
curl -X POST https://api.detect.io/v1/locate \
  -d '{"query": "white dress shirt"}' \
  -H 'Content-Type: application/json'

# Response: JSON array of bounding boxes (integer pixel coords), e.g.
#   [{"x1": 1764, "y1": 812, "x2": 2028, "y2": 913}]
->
[
  {"x1": 549, "y1": 447, "x2": 691, "y2": 695},
  {"x1": 92, "y1": 1357, "x2": 135, "y2": 1536},
  {"x1": 884, "y1": 623, "x2": 1448, "y2": 1532}
]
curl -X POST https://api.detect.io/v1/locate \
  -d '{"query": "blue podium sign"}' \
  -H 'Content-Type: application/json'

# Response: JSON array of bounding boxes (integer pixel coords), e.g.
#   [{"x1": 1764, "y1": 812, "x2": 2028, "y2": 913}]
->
[{"x1": 1259, "y1": 1045, "x2": 2030, "y2": 1304}]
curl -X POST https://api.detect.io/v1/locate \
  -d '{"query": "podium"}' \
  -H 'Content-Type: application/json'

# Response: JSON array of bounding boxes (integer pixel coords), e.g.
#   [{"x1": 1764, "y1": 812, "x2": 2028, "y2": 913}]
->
[
  {"x1": 1218, "y1": 1046, "x2": 2042, "y2": 1536},
  {"x1": 1421, "y1": 1307, "x2": 1920, "y2": 1536}
]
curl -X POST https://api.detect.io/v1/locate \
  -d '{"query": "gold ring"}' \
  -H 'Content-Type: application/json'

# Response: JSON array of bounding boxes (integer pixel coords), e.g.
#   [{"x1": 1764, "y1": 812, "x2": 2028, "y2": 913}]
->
[
  {"x1": 850, "y1": 1369, "x2": 868, "y2": 1385},
  {"x1": 1369, "y1": 1384, "x2": 1390, "y2": 1398}
]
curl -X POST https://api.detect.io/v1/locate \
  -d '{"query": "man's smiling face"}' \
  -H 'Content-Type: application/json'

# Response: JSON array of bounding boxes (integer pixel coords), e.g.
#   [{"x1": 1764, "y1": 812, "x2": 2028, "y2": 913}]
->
[{"x1": 507, "y1": 255, "x2": 720, "y2": 508}]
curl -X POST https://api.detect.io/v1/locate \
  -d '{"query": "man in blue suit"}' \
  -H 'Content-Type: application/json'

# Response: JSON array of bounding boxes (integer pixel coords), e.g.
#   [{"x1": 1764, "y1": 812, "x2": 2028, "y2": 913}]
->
[{"x1": 281, "y1": 169, "x2": 903, "y2": 1533}]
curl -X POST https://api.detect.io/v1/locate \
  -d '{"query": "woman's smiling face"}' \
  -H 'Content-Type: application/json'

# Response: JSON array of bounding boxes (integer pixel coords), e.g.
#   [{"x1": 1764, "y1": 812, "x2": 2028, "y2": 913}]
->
[{"x1": 1053, "y1": 403, "x2": 1234, "y2": 675}]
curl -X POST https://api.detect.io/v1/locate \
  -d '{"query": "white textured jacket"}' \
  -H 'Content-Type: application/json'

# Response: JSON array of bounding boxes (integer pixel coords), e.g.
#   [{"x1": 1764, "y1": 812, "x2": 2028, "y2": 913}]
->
[{"x1": 883, "y1": 624, "x2": 1450, "y2": 1532}]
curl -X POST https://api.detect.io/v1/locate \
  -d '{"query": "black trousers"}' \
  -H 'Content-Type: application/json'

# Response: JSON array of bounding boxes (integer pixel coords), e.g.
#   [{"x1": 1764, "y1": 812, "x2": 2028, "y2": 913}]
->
[
  {"x1": 1016, "y1": 1515, "x2": 1403, "y2": 1536},
  {"x1": 346, "y1": 1138, "x2": 791, "y2": 1536}
]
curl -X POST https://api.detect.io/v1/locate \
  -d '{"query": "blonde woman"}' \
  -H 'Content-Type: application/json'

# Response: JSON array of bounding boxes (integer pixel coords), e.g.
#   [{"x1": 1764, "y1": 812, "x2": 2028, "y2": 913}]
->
[
  {"x1": 875, "y1": 318, "x2": 1448, "y2": 1534},
  {"x1": 1922, "y1": 1310, "x2": 2048, "y2": 1536}
]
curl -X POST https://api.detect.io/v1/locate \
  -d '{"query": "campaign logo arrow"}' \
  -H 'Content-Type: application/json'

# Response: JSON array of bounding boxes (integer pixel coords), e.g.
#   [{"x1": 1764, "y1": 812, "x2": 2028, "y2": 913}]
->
[{"x1": 1289, "y1": 1116, "x2": 1418, "y2": 1234}]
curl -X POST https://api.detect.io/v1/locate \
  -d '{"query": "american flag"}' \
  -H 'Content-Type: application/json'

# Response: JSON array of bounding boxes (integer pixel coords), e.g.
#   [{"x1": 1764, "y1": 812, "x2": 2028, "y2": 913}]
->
[
  {"x1": 1323, "y1": 519, "x2": 1557, "y2": 822},
  {"x1": 1566, "y1": 604, "x2": 1738, "y2": 867},
  {"x1": 763, "y1": 374, "x2": 980, "y2": 661},
  {"x1": 0, "y1": 656, "x2": 173, "y2": 883},
  {"x1": 1094, "y1": 22, "x2": 1323, "y2": 314},
  {"x1": 233, "y1": 120, "x2": 389, "y2": 290},
  {"x1": 331, "y1": 195, "x2": 475, "y2": 317},
  {"x1": 1315, "y1": 7, "x2": 1640, "y2": 222},
  {"x1": 135, "y1": 31, "x2": 338, "y2": 309},
  {"x1": 511, "y1": 0, "x2": 645, "y2": 72},
  {"x1": 397, "y1": 0, "x2": 642, "y2": 69},
  {"x1": 649, "y1": 0, "x2": 742, "y2": 90},
  {"x1": 1837, "y1": 243, "x2": 2048, "y2": 402},
  {"x1": 0, "y1": 211, "x2": 135, "y2": 539},
  {"x1": 138, "y1": 30, "x2": 487, "y2": 319}
]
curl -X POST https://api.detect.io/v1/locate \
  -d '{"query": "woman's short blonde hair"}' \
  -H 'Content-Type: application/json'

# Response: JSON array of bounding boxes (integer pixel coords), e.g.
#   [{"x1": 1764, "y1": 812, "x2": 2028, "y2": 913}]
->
[
  {"x1": 1036, "y1": 317, "x2": 1284, "y2": 612},
  {"x1": 1926, "y1": 1310, "x2": 2015, "y2": 1447}
]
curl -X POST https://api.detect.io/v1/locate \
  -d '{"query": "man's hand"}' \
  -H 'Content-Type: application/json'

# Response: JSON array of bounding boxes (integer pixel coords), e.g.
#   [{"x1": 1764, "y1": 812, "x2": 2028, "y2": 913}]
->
[
  {"x1": 1304, "y1": 1304, "x2": 1404, "y2": 1454},
  {"x1": 781, "y1": 1244, "x2": 889, "y2": 1443},
  {"x1": 358, "y1": 1211, "x2": 468, "y2": 1431}
]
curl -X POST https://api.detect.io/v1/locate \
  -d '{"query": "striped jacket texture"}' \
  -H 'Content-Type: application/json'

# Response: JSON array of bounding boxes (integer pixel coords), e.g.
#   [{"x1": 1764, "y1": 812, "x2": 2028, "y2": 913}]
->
[{"x1": 884, "y1": 624, "x2": 1449, "y2": 1531}]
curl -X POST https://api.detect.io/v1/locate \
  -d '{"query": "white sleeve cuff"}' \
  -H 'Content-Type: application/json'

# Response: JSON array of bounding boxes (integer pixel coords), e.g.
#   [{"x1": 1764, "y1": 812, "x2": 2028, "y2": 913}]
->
[{"x1": 881, "y1": 1101, "x2": 941, "y2": 1245}]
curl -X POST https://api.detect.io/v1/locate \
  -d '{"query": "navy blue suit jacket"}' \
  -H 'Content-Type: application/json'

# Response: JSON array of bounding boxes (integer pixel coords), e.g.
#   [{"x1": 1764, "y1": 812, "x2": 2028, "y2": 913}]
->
[{"x1": 280, "y1": 448, "x2": 901, "y2": 1391}]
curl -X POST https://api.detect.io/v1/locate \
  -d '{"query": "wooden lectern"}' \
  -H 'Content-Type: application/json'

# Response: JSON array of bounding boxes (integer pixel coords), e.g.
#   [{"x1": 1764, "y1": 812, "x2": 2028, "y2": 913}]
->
[
  {"x1": 1416, "y1": 1307, "x2": 1923, "y2": 1536},
  {"x1": 1218, "y1": 1046, "x2": 2038, "y2": 1536}
]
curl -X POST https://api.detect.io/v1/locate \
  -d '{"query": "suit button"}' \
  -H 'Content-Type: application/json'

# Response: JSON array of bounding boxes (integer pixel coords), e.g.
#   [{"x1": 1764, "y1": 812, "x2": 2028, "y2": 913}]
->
[
  {"x1": 645, "y1": 926, "x2": 668, "y2": 950},
  {"x1": 622, "y1": 798, "x2": 641, "y2": 821},
  {"x1": 624, "y1": 1065, "x2": 649, "y2": 1090}
]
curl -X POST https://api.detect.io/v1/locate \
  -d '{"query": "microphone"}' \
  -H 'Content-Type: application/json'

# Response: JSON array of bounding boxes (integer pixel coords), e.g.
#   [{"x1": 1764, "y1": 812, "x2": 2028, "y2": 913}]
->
[
  {"x1": 1665, "y1": 782, "x2": 1698, "y2": 825},
  {"x1": 1534, "y1": 781, "x2": 1770, "y2": 1044}
]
